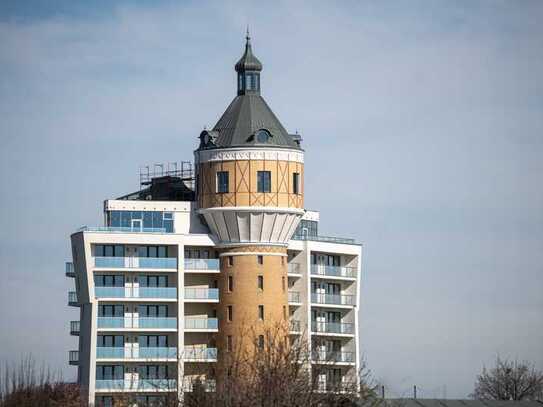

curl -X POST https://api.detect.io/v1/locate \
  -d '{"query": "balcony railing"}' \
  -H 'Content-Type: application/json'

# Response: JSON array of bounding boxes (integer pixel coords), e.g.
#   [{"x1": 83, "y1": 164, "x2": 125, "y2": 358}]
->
[
  {"x1": 68, "y1": 291, "x2": 78, "y2": 306},
  {"x1": 292, "y1": 234, "x2": 356, "y2": 244},
  {"x1": 95, "y1": 379, "x2": 176, "y2": 391},
  {"x1": 183, "y1": 347, "x2": 217, "y2": 361},
  {"x1": 68, "y1": 350, "x2": 79, "y2": 365},
  {"x1": 65, "y1": 262, "x2": 75, "y2": 277},
  {"x1": 94, "y1": 287, "x2": 177, "y2": 299},
  {"x1": 312, "y1": 351, "x2": 355, "y2": 363},
  {"x1": 70, "y1": 321, "x2": 80, "y2": 335},
  {"x1": 183, "y1": 378, "x2": 216, "y2": 393},
  {"x1": 184, "y1": 318, "x2": 218, "y2": 330},
  {"x1": 290, "y1": 320, "x2": 301, "y2": 332},
  {"x1": 184, "y1": 258, "x2": 220, "y2": 271},
  {"x1": 97, "y1": 317, "x2": 177, "y2": 329},
  {"x1": 96, "y1": 347, "x2": 177, "y2": 359},
  {"x1": 94, "y1": 257, "x2": 177, "y2": 269},
  {"x1": 311, "y1": 321, "x2": 354, "y2": 335},
  {"x1": 311, "y1": 293, "x2": 355, "y2": 306},
  {"x1": 311, "y1": 264, "x2": 356, "y2": 278},
  {"x1": 79, "y1": 226, "x2": 166, "y2": 234},
  {"x1": 288, "y1": 291, "x2": 301, "y2": 303},
  {"x1": 184, "y1": 288, "x2": 219, "y2": 301},
  {"x1": 288, "y1": 263, "x2": 301, "y2": 275}
]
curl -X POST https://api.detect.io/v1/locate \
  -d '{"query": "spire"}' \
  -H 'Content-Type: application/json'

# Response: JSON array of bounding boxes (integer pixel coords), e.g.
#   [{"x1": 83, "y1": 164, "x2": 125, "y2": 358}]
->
[
  {"x1": 235, "y1": 31, "x2": 262, "y2": 95},
  {"x1": 235, "y1": 30, "x2": 262, "y2": 73}
]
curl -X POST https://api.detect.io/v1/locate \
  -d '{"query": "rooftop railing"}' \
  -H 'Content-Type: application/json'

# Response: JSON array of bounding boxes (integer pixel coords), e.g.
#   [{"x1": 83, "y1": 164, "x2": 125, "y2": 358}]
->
[
  {"x1": 311, "y1": 321, "x2": 354, "y2": 335},
  {"x1": 184, "y1": 258, "x2": 220, "y2": 271},
  {"x1": 311, "y1": 293, "x2": 355, "y2": 306},
  {"x1": 184, "y1": 288, "x2": 219, "y2": 301},
  {"x1": 311, "y1": 264, "x2": 356, "y2": 278},
  {"x1": 292, "y1": 235, "x2": 357, "y2": 245},
  {"x1": 79, "y1": 226, "x2": 166, "y2": 234},
  {"x1": 184, "y1": 317, "x2": 218, "y2": 330}
]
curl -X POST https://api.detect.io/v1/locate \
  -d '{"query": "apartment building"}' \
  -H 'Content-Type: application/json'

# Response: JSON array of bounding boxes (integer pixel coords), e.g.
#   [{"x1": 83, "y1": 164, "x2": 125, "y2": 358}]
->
[{"x1": 66, "y1": 34, "x2": 362, "y2": 406}]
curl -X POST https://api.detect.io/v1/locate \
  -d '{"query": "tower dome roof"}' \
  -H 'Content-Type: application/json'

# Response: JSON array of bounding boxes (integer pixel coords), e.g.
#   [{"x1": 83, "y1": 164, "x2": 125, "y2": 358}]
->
[{"x1": 235, "y1": 31, "x2": 262, "y2": 72}]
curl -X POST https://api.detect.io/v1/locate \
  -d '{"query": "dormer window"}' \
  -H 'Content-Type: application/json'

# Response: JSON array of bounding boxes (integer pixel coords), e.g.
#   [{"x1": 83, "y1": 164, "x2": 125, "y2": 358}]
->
[{"x1": 256, "y1": 129, "x2": 271, "y2": 143}]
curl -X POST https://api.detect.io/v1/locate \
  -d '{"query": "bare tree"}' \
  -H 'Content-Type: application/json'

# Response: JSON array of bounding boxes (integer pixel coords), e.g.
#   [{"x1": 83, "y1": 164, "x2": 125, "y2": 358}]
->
[
  {"x1": 471, "y1": 356, "x2": 543, "y2": 401},
  {"x1": 0, "y1": 355, "x2": 81, "y2": 407}
]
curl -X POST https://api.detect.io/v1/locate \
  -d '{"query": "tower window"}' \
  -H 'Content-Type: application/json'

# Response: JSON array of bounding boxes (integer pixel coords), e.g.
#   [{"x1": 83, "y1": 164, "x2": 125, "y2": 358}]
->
[
  {"x1": 258, "y1": 335, "x2": 264, "y2": 350},
  {"x1": 227, "y1": 335, "x2": 233, "y2": 352},
  {"x1": 228, "y1": 275, "x2": 233, "y2": 292},
  {"x1": 293, "y1": 172, "x2": 300, "y2": 194},
  {"x1": 257, "y1": 255, "x2": 263, "y2": 265},
  {"x1": 258, "y1": 275, "x2": 264, "y2": 290},
  {"x1": 217, "y1": 171, "x2": 229, "y2": 193},
  {"x1": 256, "y1": 129, "x2": 271, "y2": 143},
  {"x1": 258, "y1": 305, "x2": 264, "y2": 320},
  {"x1": 227, "y1": 256, "x2": 233, "y2": 267},
  {"x1": 227, "y1": 305, "x2": 233, "y2": 322},
  {"x1": 257, "y1": 171, "x2": 271, "y2": 193}
]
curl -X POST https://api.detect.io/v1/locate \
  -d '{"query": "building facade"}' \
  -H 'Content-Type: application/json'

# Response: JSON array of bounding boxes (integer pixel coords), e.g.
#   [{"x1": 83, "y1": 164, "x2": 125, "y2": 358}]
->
[{"x1": 66, "y1": 35, "x2": 362, "y2": 406}]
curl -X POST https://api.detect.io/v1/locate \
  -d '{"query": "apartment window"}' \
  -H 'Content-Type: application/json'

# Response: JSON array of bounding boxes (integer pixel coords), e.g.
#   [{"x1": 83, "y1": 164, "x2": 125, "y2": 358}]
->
[
  {"x1": 139, "y1": 335, "x2": 168, "y2": 347},
  {"x1": 258, "y1": 305, "x2": 264, "y2": 320},
  {"x1": 257, "y1": 171, "x2": 271, "y2": 193},
  {"x1": 138, "y1": 305, "x2": 168, "y2": 318},
  {"x1": 95, "y1": 244, "x2": 124, "y2": 257},
  {"x1": 99, "y1": 305, "x2": 123, "y2": 317},
  {"x1": 228, "y1": 275, "x2": 234, "y2": 292},
  {"x1": 97, "y1": 335, "x2": 124, "y2": 347},
  {"x1": 257, "y1": 255, "x2": 263, "y2": 265},
  {"x1": 258, "y1": 335, "x2": 264, "y2": 350},
  {"x1": 138, "y1": 365, "x2": 168, "y2": 379},
  {"x1": 95, "y1": 275, "x2": 124, "y2": 287},
  {"x1": 96, "y1": 365, "x2": 124, "y2": 380},
  {"x1": 227, "y1": 305, "x2": 233, "y2": 322},
  {"x1": 138, "y1": 246, "x2": 168, "y2": 258},
  {"x1": 293, "y1": 172, "x2": 300, "y2": 194},
  {"x1": 217, "y1": 171, "x2": 229, "y2": 193},
  {"x1": 257, "y1": 275, "x2": 264, "y2": 290},
  {"x1": 140, "y1": 275, "x2": 167, "y2": 287},
  {"x1": 227, "y1": 256, "x2": 233, "y2": 267},
  {"x1": 227, "y1": 335, "x2": 233, "y2": 352}
]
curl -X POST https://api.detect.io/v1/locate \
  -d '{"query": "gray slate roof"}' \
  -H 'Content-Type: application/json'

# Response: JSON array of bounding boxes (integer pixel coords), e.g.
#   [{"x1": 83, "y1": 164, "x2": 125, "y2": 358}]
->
[{"x1": 210, "y1": 93, "x2": 300, "y2": 149}]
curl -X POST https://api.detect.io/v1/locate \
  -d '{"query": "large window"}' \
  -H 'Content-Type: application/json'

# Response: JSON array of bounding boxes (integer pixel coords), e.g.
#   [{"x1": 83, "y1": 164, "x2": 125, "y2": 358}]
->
[
  {"x1": 107, "y1": 210, "x2": 173, "y2": 233},
  {"x1": 138, "y1": 305, "x2": 168, "y2": 318},
  {"x1": 99, "y1": 305, "x2": 123, "y2": 317},
  {"x1": 95, "y1": 275, "x2": 124, "y2": 287},
  {"x1": 257, "y1": 171, "x2": 271, "y2": 193},
  {"x1": 138, "y1": 365, "x2": 168, "y2": 379},
  {"x1": 138, "y1": 246, "x2": 168, "y2": 258},
  {"x1": 139, "y1": 275, "x2": 168, "y2": 287},
  {"x1": 95, "y1": 245, "x2": 124, "y2": 257},
  {"x1": 217, "y1": 171, "x2": 229, "y2": 193},
  {"x1": 293, "y1": 172, "x2": 300, "y2": 194},
  {"x1": 139, "y1": 335, "x2": 168, "y2": 347},
  {"x1": 97, "y1": 335, "x2": 124, "y2": 347},
  {"x1": 96, "y1": 365, "x2": 124, "y2": 380}
]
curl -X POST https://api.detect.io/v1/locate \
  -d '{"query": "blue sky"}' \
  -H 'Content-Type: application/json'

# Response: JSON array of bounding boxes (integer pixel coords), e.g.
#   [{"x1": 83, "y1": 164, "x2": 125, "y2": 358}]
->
[{"x1": 0, "y1": 0, "x2": 542, "y2": 398}]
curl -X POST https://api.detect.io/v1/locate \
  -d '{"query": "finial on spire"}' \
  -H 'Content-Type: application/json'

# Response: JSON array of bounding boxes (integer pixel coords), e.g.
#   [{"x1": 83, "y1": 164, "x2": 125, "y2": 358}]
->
[{"x1": 246, "y1": 25, "x2": 250, "y2": 41}]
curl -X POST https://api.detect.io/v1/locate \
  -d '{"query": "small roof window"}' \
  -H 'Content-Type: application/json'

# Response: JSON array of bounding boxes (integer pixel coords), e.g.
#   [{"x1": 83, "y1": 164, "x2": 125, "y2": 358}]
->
[{"x1": 256, "y1": 129, "x2": 271, "y2": 143}]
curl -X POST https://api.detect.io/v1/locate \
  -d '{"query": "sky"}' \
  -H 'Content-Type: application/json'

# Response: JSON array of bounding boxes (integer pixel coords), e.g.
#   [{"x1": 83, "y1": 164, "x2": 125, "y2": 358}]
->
[{"x1": 0, "y1": 0, "x2": 542, "y2": 399}]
